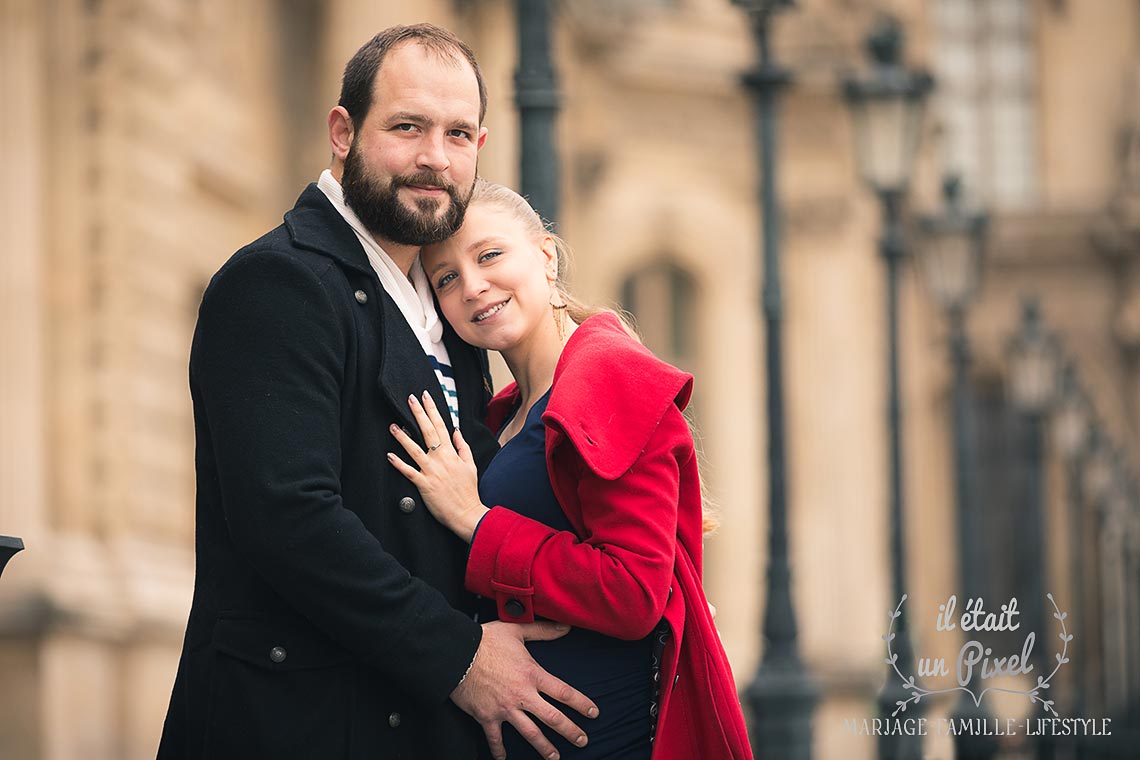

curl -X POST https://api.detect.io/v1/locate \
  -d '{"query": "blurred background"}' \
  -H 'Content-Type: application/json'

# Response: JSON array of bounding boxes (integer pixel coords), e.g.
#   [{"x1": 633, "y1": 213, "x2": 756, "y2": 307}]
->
[{"x1": 2, "y1": 0, "x2": 1139, "y2": 758}]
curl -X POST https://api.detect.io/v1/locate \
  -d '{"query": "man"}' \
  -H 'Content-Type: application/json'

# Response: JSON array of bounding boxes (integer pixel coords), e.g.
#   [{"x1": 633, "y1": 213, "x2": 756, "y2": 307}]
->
[{"x1": 158, "y1": 24, "x2": 596, "y2": 760}]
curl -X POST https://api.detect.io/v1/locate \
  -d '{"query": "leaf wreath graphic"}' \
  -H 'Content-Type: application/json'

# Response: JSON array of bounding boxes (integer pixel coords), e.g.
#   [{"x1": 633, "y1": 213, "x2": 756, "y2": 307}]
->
[{"x1": 883, "y1": 593, "x2": 1072, "y2": 717}]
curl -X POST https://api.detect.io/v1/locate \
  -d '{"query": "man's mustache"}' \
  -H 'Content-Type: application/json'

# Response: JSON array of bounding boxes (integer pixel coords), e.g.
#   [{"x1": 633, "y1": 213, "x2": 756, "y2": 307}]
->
[{"x1": 393, "y1": 173, "x2": 456, "y2": 194}]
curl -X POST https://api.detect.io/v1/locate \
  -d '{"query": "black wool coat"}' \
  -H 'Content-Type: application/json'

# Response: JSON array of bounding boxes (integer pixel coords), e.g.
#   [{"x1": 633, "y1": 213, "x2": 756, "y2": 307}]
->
[{"x1": 157, "y1": 185, "x2": 498, "y2": 760}]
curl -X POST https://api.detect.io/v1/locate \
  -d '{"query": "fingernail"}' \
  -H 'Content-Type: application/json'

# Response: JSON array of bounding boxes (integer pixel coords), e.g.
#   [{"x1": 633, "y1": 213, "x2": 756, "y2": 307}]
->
[
  {"x1": 386, "y1": 453, "x2": 395, "y2": 460},
  {"x1": 389, "y1": 424, "x2": 398, "y2": 433},
  {"x1": 588, "y1": 707, "x2": 598, "y2": 718},
  {"x1": 547, "y1": 753, "x2": 558, "y2": 760},
  {"x1": 408, "y1": 394, "x2": 417, "y2": 403},
  {"x1": 575, "y1": 735, "x2": 587, "y2": 746}
]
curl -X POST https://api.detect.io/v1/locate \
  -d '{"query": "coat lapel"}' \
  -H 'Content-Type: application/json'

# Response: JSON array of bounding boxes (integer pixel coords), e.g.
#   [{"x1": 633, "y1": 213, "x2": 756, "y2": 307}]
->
[
  {"x1": 377, "y1": 291, "x2": 455, "y2": 443},
  {"x1": 284, "y1": 184, "x2": 374, "y2": 277},
  {"x1": 284, "y1": 183, "x2": 491, "y2": 454}
]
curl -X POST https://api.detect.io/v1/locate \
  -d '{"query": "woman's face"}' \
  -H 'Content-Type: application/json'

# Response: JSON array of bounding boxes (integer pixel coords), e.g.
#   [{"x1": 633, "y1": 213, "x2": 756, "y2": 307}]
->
[{"x1": 422, "y1": 203, "x2": 558, "y2": 354}]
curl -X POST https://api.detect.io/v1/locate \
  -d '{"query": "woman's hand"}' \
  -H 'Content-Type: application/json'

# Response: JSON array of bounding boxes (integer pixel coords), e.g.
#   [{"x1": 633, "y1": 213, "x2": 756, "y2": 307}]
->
[{"x1": 387, "y1": 391, "x2": 488, "y2": 543}]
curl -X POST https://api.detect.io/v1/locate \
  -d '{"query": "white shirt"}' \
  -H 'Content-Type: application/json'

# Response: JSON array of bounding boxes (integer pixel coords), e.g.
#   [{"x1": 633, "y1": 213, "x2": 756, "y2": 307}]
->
[{"x1": 317, "y1": 170, "x2": 460, "y2": 427}]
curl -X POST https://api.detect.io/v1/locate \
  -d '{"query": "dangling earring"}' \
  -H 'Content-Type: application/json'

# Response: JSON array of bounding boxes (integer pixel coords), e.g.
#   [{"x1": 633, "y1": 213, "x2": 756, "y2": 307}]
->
[{"x1": 550, "y1": 290, "x2": 568, "y2": 343}]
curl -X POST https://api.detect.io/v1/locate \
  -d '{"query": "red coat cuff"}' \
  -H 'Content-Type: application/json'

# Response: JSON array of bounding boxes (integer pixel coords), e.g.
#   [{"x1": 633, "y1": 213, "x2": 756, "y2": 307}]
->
[{"x1": 466, "y1": 506, "x2": 558, "y2": 624}]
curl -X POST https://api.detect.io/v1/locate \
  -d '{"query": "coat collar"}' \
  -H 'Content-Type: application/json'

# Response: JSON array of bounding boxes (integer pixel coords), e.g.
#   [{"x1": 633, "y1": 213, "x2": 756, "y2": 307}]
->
[
  {"x1": 284, "y1": 183, "x2": 374, "y2": 277},
  {"x1": 487, "y1": 313, "x2": 693, "y2": 480}
]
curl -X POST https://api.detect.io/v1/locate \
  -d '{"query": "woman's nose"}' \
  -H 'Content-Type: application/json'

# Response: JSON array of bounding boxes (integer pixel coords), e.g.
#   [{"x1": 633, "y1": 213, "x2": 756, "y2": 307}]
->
[{"x1": 463, "y1": 275, "x2": 489, "y2": 301}]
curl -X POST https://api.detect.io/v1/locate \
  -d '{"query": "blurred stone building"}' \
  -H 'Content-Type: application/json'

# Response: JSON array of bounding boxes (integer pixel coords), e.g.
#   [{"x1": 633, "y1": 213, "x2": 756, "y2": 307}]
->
[{"x1": 2, "y1": 0, "x2": 1138, "y2": 758}]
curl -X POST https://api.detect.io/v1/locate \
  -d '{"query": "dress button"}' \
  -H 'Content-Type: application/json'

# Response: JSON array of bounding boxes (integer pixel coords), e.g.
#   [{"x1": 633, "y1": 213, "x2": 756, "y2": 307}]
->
[
  {"x1": 388, "y1": 712, "x2": 401, "y2": 728},
  {"x1": 504, "y1": 599, "x2": 525, "y2": 618},
  {"x1": 398, "y1": 496, "x2": 416, "y2": 514},
  {"x1": 269, "y1": 646, "x2": 287, "y2": 663},
  {"x1": 354, "y1": 289, "x2": 368, "y2": 304}
]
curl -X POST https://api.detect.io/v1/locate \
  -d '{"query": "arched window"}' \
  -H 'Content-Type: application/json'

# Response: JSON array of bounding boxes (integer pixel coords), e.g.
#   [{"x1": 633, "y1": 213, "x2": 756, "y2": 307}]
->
[{"x1": 619, "y1": 259, "x2": 697, "y2": 373}]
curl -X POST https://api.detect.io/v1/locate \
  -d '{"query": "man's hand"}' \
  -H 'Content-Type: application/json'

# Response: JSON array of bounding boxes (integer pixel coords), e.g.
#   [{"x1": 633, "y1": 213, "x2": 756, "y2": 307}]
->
[{"x1": 451, "y1": 621, "x2": 599, "y2": 760}]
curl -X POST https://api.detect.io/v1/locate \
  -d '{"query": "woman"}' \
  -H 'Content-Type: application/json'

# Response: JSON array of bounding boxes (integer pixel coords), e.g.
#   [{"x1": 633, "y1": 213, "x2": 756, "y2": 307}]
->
[{"x1": 387, "y1": 179, "x2": 752, "y2": 760}]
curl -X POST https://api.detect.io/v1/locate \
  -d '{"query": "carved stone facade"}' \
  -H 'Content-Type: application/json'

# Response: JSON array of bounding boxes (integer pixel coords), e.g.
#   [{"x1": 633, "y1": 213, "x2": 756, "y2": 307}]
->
[{"x1": 2, "y1": 1, "x2": 1137, "y2": 758}]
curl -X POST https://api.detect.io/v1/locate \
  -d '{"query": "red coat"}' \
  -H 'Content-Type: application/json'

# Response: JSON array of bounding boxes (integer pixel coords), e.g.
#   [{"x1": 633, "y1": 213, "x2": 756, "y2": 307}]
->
[{"x1": 467, "y1": 313, "x2": 753, "y2": 760}]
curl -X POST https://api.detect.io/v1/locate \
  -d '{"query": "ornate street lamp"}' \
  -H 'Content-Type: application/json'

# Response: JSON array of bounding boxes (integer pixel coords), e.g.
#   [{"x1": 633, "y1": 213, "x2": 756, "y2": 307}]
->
[
  {"x1": 1006, "y1": 297, "x2": 1061, "y2": 760},
  {"x1": 843, "y1": 17, "x2": 934, "y2": 199},
  {"x1": 843, "y1": 15, "x2": 933, "y2": 760},
  {"x1": 730, "y1": 2, "x2": 818, "y2": 758},
  {"x1": 916, "y1": 176, "x2": 987, "y2": 314},
  {"x1": 515, "y1": 0, "x2": 560, "y2": 226},
  {"x1": 0, "y1": 535, "x2": 23, "y2": 579},
  {"x1": 916, "y1": 175, "x2": 994, "y2": 760}
]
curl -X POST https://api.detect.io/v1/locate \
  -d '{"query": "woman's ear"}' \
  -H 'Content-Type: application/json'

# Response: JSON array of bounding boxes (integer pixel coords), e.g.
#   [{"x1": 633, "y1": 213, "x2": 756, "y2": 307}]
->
[{"x1": 540, "y1": 236, "x2": 559, "y2": 283}]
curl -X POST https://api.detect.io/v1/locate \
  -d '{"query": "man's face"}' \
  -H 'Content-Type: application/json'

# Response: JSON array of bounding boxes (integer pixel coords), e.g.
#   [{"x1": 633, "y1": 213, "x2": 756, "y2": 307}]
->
[{"x1": 341, "y1": 42, "x2": 486, "y2": 246}]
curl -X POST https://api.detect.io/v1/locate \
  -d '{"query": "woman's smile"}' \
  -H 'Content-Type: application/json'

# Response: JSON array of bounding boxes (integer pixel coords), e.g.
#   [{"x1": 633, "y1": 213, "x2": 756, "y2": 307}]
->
[{"x1": 472, "y1": 298, "x2": 511, "y2": 323}]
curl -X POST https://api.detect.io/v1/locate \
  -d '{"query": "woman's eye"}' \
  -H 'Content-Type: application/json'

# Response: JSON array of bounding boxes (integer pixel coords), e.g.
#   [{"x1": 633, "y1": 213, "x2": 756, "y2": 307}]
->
[
  {"x1": 479, "y1": 249, "x2": 503, "y2": 263},
  {"x1": 436, "y1": 272, "x2": 457, "y2": 289}
]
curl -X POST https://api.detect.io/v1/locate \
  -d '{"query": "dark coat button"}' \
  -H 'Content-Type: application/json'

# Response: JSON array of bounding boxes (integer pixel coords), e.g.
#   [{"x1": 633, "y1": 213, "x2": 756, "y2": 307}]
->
[
  {"x1": 505, "y1": 599, "x2": 525, "y2": 617},
  {"x1": 354, "y1": 289, "x2": 368, "y2": 304},
  {"x1": 398, "y1": 496, "x2": 416, "y2": 514},
  {"x1": 388, "y1": 712, "x2": 401, "y2": 728},
  {"x1": 269, "y1": 646, "x2": 287, "y2": 663}
]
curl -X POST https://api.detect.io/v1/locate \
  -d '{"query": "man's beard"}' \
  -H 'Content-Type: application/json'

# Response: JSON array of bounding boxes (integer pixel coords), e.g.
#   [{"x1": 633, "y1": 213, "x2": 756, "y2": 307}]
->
[{"x1": 341, "y1": 146, "x2": 472, "y2": 246}]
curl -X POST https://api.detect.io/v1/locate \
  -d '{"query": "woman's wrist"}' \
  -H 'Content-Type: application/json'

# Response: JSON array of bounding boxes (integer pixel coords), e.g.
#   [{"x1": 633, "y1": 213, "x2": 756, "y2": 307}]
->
[{"x1": 455, "y1": 504, "x2": 490, "y2": 544}]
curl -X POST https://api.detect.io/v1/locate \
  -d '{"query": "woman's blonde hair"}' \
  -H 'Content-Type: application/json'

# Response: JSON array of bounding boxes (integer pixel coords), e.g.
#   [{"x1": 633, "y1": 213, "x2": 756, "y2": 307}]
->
[{"x1": 467, "y1": 178, "x2": 719, "y2": 534}]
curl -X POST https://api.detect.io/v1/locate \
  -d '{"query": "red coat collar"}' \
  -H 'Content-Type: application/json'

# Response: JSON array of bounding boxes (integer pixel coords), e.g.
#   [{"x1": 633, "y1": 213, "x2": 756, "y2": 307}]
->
[{"x1": 487, "y1": 312, "x2": 693, "y2": 480}]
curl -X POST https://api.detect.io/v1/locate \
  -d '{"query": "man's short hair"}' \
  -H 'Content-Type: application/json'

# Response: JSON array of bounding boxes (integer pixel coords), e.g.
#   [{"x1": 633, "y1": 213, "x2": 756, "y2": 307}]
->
[{"x1": 339, "y1": 23, "x2": 488, "y2": 128}]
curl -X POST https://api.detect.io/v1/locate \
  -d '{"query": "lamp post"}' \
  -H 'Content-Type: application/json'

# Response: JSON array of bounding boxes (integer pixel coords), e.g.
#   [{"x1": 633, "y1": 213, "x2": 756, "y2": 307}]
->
[
  {"x1": 515, "y1": 0, "x2": 560, "y2": 226},
  {"x1": 1124, "y1": 486, "x2": 1140, "y2": 747},
  {"x1": 843, "y1": 16, "x2": 933, "y2": 760},
  {"x1": 916, "y1": 175, "x2": 995, "y2": 760},
  {"x1": 1098, "y1": 476, "x2": 1130, "y2": 716},
  {"x1": 1005, "y1": 297, "x2": 1060, "y2": 760},
  {"x1": 1083, "y1": 425, "x2": 1116, "y2": 720},
  {"x1": 1127, "y1": 496, "x2": 1140, "y2": 750},
  {"x1": 1052, "y1": 363, "x2": 1091, "y2": 757},
  {"x1": 0, "y1": 535, "x2": 23, "y2": 579},
  {"x1": 731, "y1": 2, "x2": 818, "y2": 758}
]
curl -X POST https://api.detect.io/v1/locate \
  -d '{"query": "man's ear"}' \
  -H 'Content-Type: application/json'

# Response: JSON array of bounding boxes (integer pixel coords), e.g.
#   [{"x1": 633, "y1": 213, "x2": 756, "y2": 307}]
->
[
  {"x1": 329, "y1": 106, "x2": 354, "y2": 161},
  {"x1": 477, "y1": 126, "x2": 488, "y2": 151}
]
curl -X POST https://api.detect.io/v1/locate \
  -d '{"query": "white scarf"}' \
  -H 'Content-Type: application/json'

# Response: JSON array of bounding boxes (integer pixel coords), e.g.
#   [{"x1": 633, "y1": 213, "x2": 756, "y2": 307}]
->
[{"x1": 317, "y1": 169, "x2": 445, "y2": 354}]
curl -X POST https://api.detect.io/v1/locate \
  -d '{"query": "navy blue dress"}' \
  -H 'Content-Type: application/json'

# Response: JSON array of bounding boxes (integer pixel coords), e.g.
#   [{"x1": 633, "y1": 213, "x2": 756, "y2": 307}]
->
[{"x1": 475, "y1": 389, "x2": 654, "y2": 760}]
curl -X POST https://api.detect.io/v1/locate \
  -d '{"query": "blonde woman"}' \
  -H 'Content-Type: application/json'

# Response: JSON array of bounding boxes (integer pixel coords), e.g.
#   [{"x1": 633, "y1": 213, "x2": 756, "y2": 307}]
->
[{"x1": 389, "y1": 179, "x2": 752, "y2": 760}]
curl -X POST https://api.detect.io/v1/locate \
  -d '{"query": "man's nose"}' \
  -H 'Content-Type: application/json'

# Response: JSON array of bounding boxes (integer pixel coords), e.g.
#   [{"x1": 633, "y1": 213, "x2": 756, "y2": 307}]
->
[{"x1": 417, "y1": 132, "x2": 450, "y2": 173}]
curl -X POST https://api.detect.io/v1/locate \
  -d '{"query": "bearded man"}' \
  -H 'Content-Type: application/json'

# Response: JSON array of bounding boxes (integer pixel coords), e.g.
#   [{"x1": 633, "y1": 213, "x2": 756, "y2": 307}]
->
[{"x1": 157, "y1": 24, "x2": 596, "y2": 760}]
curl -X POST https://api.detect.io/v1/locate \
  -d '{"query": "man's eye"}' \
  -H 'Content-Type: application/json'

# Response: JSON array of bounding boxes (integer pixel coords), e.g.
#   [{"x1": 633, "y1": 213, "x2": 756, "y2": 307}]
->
[
  {"x1": 449, "y1": 129, "x2": 472, "y2": 140},
  {"x1": 395, "y1": 123, "x2": 417, "y2": 132}
]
